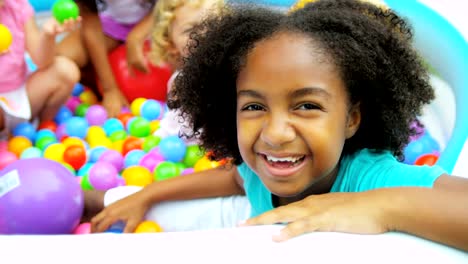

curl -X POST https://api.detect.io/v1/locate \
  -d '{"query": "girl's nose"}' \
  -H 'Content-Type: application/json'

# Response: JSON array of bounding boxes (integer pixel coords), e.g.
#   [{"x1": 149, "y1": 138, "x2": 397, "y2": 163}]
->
[{"x1": 260, "y1": 114, "x2": 295, "y2": 148}]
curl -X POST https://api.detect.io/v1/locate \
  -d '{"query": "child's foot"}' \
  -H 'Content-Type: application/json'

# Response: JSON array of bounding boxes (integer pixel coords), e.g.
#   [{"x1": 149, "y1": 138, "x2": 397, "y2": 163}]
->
[{"x1": 81, "y1": 190, "x2": 105, "y2": 223}]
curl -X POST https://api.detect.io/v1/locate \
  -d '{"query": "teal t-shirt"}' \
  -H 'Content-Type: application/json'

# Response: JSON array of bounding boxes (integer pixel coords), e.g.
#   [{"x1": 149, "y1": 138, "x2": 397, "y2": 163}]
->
[{"x1": 237, "y1": 149, "x2": 446, "y2": 217}]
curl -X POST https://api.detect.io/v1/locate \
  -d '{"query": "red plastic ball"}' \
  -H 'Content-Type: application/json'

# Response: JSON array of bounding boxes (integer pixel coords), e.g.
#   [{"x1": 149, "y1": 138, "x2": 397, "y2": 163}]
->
[
  {"x1": 122, "y1": 137, "x2": 144, "y2": 156},
  {"x1": 38, "y1": 120, "x2": 58, "y2": 132},
  {"x1": 63, "y1": 145, "x2": 87, "y2": 170}
]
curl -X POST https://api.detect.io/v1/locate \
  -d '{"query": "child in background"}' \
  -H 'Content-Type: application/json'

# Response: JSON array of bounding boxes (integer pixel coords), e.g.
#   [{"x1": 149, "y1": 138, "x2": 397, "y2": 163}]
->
[
  {"x1": 90, "y1": 0, "x2": 468, "y2": 250},
  {"x1": 0, "y1": 0, "x2": 80, "y2": 139},
  {"x1": 82, "y1": 0, "x2": 251, "y2": 233},
  {"x1": 56, "y1": 0, "x2": 157, "y2": 117}
]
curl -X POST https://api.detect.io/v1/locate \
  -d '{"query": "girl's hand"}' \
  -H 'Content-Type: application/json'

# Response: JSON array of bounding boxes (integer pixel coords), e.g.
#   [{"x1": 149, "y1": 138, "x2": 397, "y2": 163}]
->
[
  {"x1": 126, "y1": 40, "x2": 149, "y2": 76},
  {"x1": 102, "y1": 89, "x2": 129, "y2": 117},
  {"x1": 42, "y1": 17, "x2": 82, "y2": 36},
  {"x1": 243, "y1": 191, "x2": 390, "y2": 242},
  {"x1": 91, "y1": 191, "x2": 151, "y2": 233}
]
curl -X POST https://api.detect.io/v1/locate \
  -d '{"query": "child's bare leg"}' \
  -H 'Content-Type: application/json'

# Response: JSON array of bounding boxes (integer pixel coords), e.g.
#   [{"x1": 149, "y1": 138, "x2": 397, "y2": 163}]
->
[
  {"x1": 26, "y1": 56, "x2": 80, "y2": 122},
  {"x1": 81, "y1": 190, "x2": 106, "y2": 223}
]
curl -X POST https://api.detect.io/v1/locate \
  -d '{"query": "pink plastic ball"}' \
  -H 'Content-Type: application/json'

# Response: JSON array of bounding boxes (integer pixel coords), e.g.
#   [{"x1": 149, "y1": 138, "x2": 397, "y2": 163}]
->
[
  {"x1": 73, "y1": 222, "x2": 91, "y2": 235},
  {"x1": 139, "y1": 152, "x2": 164, "y2": 172},
  {"x1": 0, "y1": 141, "x2": 8, "y2": 151},
  {"x1": 65, "y1": 96, "x2": 82, "y2": 113},
  {"x1": 98, "y1": 149, "x2": 124, "y2": 172},
  {"x1": 85, "y1": 105, "x2": 108, "y2": 126},
  {"x1": 0, "y1": 151, "x2": 18, "y2": 170},
  {"x1": 181, "y1": 168, "x2": 195, "y2": 175}
]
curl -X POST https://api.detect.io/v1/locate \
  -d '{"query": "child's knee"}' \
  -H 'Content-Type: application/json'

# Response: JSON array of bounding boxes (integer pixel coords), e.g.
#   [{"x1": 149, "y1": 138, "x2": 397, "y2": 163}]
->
[{"x1": 53, "y1": 56, "x2": 81, "y2": 88}]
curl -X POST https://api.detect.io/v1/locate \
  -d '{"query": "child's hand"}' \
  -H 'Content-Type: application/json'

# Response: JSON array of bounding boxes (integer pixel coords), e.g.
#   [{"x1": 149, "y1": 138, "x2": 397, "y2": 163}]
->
[
  {"x1": 242, "y1": 191, "x2": 390, "y2": 242},
  {"x1": 42, "y1": 17, "x2": 82, "y2": 37},
  {"x1": 91, "y1": 191, "x2": 151, "y2": 233},
  {"x1": 102, "y1": 89, "x2": 129, "y2": 117},
  {"x1": 126, "y1": 40, "x2": 149, "y2": 76}
]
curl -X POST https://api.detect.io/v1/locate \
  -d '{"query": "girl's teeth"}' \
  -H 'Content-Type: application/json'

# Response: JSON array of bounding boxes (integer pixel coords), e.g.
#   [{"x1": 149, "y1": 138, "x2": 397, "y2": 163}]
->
[{"x1": 266, "y1": 155, "x2": 303, "y2": 162}]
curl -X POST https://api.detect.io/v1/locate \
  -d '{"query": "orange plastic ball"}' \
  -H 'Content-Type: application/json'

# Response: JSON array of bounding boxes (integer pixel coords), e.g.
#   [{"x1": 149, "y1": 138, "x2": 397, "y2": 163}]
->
[
  {"x1": 63, "y1": 145, "x2": 87, "y2": 170},
  {"x1": 193, "y1": 156, "x2": 221, "y2": 172},
  {"x1": 122, "y1": 137, "x2": 144, "y2": 156},
  {"x1": 38, "y1": 120, "x2": 58, "y2": 132},
  {"x1": 8, "y1": 136, "x2": 33, "y2": 157},
  {"x1": 122, "y1": 166, "x2": 153, "y2": 187},
  {"x1": 134, "y1": 221, "x2": 163, "y2": 233},
  {"x1": 118, "y1": 112, "x2": 134, "y2": 127},
  {"x1": 414, "y1": 154, "x2": 439, "y2": 166}
]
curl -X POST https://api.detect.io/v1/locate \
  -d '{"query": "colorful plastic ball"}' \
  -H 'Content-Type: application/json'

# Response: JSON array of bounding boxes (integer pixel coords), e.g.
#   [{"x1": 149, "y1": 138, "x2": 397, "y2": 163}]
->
[
  {"x1": 183, "y1": 145, "x2": 205, "y2": 168},
  {"x1": 80, "y1": 174, "x2": 94, "y2": 190},
  {"x1": 12, "y1": 122, "x2": 36, "y2": 142},
  {"x1": 0, "y1": 151, "x2": 17, "y2": 170},
  {"x1": 65, "y1": 96, "x2": 82, "y2": 113},
  {"x1": 181, "y1": 168, "x2": 195, "y2": 175},
  {"x1": 86, "y1": 125, "x2": 107, "y2": 140},
  {"x1": 98, "y1": 149, "x2": 124, "y2": 171},
  {"x1": 79, "y1": 90, "x2": 98, "y2": 105},
  {"x1": 36, "y1": 129, "x2": 56, "y2": 141},
  {"x1": 52, "y1": 0, "x2": 80, "y2": 24},
  {"x1": 55, "y1": 124, "x2": 68, "y2": 141},
  {"x1": 154, "y1": 161, "x2": 181, "y2": 181},
  {"x1": 143, "y1": 135, "x2": 161, "y2": 152},
  {"x1": 0, "y1": 141, "x2": 7, "y2": 152},
  {"x1": 128, "y1": 117, "x2": 151, "y2": 138},
  {"x1": 77, "y1": 162, "x2": 94, "y2": 177},
  {"x1": 38, "y1": 120, "x2": 58, "y2": 132},
  {"x1": 140, "y1": 99, "x2": 162, "y2": 121},
  {"x1": 73, "y1": 222, "x2": 91, "y2": 235},
  {"x1": 109, "y1": 130, "x2": 127, "y2": 142},
  {"x1": 43, "y1": 143, "x2": 66, "y2": 163},
  {"x1": 105, "y1": 221, "x2": 125, "y2": 233},
  {"x1": 62, "y1": 137, "x2": 85, "y2": 149},
  {"x1": 134, "y1": 221, "x2": 163, "y2": 233},
  {"x1": 194, "y1": 156, "x2": 221, "y2": 172},
  {"x1": 130, "y1": 98, "x2": 147, "y2": 116},
  {"x1": 61, "y1": 162, "x2": 76, "y2": 175},
  {"x1": 414, "y1": 153, "x2": 439, "y2": 166},
  {"x1": 150, "y1": 120, "x2": 160, "y2": 134},
  {"x1": 111, "y1": 140, "x2": 125, "y2": 153},
  {"x1": 85, "y1": 105, "x2": 108, "y2": 126},
  {"x1": 122, "y1": 166, "x2": 153, "y2": 187},
  {"x1": 63, "y1": 145, "x2": 87, "y2": 170},
  {"x1": 404, "y1": 132, "x2": 440, "y2": 164},
  {"x1": 122, "y1": 137, "x2": 144, "y2": 156},
  {"x1": 75, "y1": 103, "x2": 90, "y2": 117},
  {"x1": 72, "y1": 83, "x2": 85, "y2": 96},
  {"x1": 88, "y1": 162, "x2": 119, "y2": 191},
  {"x1": 139, "y1": 152, "x2": 164, "y2": 172},
  {"x1": 103, "y1": 118, "x2": 124, "y2": 136},
  {"x1": 88, "y1": 147, "x2": 108, "y2": 163},
  {"x1": 117, "y1": 112, "x2": 134, "y2": 127},
  {"x1": 88, "y1": 137, "x2": 112, "y2": 149},
  {"x1": 124, "y1": 149, "x2": 146, "y2": 168},
  {"x1": 54, "y1": 105, "x2": 73, "y2": 124},
  {"x1": 35, "y1": 136, "x2": 58, "y2": 151},
  {"x1": 0, "y1": 23, "x2": 13, "y2": 52},
  {"x1": 20, "y1": 147, "x2": 42, "y2": 159},
  {"x1": 159, "y1": 136, "x2": 187, "y2": 162},
  {"x1": 0, "y1": 158, "x2": 83, "y2": 234},
  {"x1": 8, "y1": 136, "x2": 33, "y2": 157},
  {"x1": 65, "y1": 117, "x2": 89, "y2": 139}
]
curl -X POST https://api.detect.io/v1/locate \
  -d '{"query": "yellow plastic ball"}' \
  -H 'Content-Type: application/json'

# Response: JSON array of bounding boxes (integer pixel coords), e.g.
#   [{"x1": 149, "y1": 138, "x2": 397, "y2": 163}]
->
[
  {"x1": 193, "y1": 156, "x2": 221, "y2": 172},
  {"x1": 86, "y1": 126, "x2": 107, "y2": 140},
  {"x1": 88, "y1": 137, "x2": 112, "y2": 148},
  {"x1": 110, "y1": 140, "x2": 124, "y2": 154},
  {"x1": 79, "y1": 90, "x2": 98, "y2": 105},
  {"x1": 134, "y1": 221, "x2": 163, "y2": 233},
  {"x1": 8, "y1": 136, "x2": 32, "y2": 157},
  {"x1": 150, "y1": 120, "x2": 160, "y2": 134},
  {"x1": 130, "y1": 98, "x2": 147, "y2": 116},
  {"x1": 122, "y1": 166, "x2": 153, "y2": 187},
  {"x1": 62, "y1": 137, "x2": 85, "y2": 149},
  {"x1": 43, "y1": 143, "x2": 67, "y2": 162},
  {"x1": 0, "y1": 24, "x2": 13, "y2": 52}
]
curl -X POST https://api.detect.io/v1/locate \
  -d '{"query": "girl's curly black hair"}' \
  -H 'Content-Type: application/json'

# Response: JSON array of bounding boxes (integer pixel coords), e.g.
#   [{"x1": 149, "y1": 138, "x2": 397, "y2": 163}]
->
[
  {"x1": 76, "y1": 0, "x2": 155, "y2": 13},
  {"x1": 171, "y1": 0, "x2": 435, "y2": 165}
]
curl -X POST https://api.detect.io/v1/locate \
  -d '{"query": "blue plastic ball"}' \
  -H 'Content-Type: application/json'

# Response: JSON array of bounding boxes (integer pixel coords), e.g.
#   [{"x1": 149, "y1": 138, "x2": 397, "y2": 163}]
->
[
  {"x1": 159, "y1": 135, "x2": 187, "y2": 162},
  {"x1": 72, "y1": 83, "x2": 85, "y2": 96},
  {"x1": 404, "y1": 131, "x2": 441, "y2": 164},
  {"x1": 64, "y1": 117, "x2": 89, "y2": 139},
  {"x1": 12, "y1": 122, "x2": 36, "y2": 142},
  {"x1": 54, "y1": 105, "x2": 73, "y2": 124},
  {"x1": 35, "y1": 129, "x2": 56, "y2": 141},
  {"x1": 124, "y1": 149, "x2": 146, "y2": 168},
  {"x1": 88, "y1": 147, "x2": 108, "y2": 163},
  {"x1": 103, "y1": 118, "x2": 125, "y2": 136},
  {"x1": 77, "y1": 162, "x2": 95, "y2": 177},
  {"x1": 140, "y1": 99, "x2": 162, "y2": 121}
]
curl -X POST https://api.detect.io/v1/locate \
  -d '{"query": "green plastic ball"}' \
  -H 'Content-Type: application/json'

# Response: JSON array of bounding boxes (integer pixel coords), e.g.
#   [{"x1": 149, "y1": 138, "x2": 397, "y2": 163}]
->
[
  {"x1": 154, "y1": 161, "x2": 181, "y2": 181},
  {"x1": 129, "y1": 117, "x2": 151, "y2": 138},
  {"x1": 52, "y1": 0, "x2": 80, "y2": 24},
  {"x1": 35, "y1": 136, "x2": 57, "y2": 151},
  {"x1": 109, "y1": 130, "x2": 128, "y2": 142},
  {"x1": 143, "y1": 135, "x2": 161, "y2": 152},
  {"x1": 81, "y1": 174, "x2": 94, "y2": 190},
  {"x1": 183, "y1": 145, "x2": 205, "y2": 168},
  {"x1": 75, "y1": 103, "x2": 90, "y2": 117}
]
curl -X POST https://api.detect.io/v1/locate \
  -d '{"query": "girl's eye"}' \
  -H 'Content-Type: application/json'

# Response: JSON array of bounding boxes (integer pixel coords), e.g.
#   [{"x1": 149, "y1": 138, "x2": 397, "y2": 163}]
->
[
  {"x1": 241, "y1": 104, "x2": 265, "y2": 111},
  {"x1": 296, "y1": 103, "x2": 321, "y2": 110}
]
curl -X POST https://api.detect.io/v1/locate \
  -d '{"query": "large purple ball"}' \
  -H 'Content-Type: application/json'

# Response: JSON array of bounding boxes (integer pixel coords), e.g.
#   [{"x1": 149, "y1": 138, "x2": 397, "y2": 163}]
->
[{"x1": 0, "y1": 158, "x2": 84, "y2": 234}]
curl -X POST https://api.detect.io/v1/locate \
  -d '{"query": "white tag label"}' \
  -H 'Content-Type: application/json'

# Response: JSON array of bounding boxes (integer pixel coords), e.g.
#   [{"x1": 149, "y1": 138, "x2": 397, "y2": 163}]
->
[{"x1": 0, "y1": 170, "x2": 21, "y2": 198}]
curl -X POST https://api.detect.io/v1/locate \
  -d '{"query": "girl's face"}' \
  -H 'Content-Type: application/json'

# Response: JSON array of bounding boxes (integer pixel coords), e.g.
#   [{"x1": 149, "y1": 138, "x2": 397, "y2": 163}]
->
[
  {"x1": 236, "y1": 32, "x2": 361, "y2": 199},
  {"x1": 168, "y1": 1, "x2": 218, "y2": 66}
]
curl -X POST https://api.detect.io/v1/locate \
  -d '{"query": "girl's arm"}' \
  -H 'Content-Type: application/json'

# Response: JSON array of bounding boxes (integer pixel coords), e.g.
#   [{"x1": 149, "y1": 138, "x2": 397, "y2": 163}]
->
[
  {"x1": 388, "y1": 175, "x2": 468, "y2": 251},
  {"x1": 91, "y1": 164, "x2": 245, "y2": 233},
  {"x1": 126, "y1": 12, "x2": 156, "y2": 74}
]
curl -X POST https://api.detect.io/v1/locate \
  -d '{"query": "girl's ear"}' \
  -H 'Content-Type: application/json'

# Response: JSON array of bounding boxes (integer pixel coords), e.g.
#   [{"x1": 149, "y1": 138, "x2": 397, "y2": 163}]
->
[{"x1": 345, "y1": 103, "x2": 361, "y2": 139}]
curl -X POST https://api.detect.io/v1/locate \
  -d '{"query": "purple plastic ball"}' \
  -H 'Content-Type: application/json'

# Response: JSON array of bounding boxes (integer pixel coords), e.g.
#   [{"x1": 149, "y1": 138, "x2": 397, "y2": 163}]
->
[
  {"x1": 65, "y1": 96, "x2": 82, "y2": 113},
  {"x1": 0, "y1": 158, "x2": 84, "y2": 234},
  {"x1": 88, "y1": 162, "x2": 119, "y2": 191},
  {"x1": 98, "y1": 149, "x2": 124, "y2": 172},
  {"x1": 181, "y1": 168, "x2": 195, "y2": 175},
  {"x1": 139, "y1": 152, "x2": 164, "y2": 172},
  {"x1": 85, "y1": 105, "x2": 108, "y2": 126}
]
